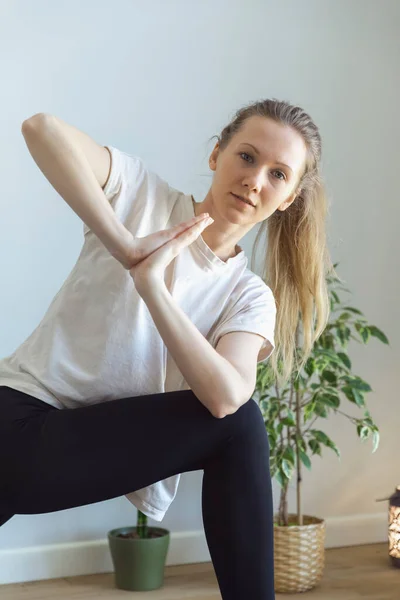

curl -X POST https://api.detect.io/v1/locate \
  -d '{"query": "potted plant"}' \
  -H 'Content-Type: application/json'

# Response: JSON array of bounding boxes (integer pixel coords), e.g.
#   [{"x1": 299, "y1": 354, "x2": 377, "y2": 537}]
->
[
  {"x1": 254, "y1": 263, "x2": 389, "y2": 593},
  {"x1": 107, "y1": 509, "x2": 170, "y2": 591}
]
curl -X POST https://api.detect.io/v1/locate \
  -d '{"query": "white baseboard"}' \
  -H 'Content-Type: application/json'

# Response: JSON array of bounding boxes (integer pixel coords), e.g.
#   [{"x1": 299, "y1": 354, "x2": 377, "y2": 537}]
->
[
  {"x1": 325, "y1": 512, "x2": 388, "y2": 548},
  {"x1": 0, "y1": 530, "x2": 211, "y2": 586},
  {"x1": 0, "y1": 513, "x2": 388, "y2": 585}
]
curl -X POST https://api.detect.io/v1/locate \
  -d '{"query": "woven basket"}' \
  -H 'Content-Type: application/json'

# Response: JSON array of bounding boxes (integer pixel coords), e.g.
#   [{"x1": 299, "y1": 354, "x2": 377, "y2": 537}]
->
[{"x1": 274, "y1": 514, "x2": 325, "y2": 593}]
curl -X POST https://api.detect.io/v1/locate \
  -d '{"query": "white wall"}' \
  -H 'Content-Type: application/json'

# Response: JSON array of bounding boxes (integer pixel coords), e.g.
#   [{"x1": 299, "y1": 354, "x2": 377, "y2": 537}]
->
[{"x1": 0, "y1": 0, "x2": 399, "y2": 584}]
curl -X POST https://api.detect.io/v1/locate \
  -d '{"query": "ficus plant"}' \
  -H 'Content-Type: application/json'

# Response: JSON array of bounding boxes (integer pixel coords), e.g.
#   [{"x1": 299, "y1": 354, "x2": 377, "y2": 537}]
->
[{"x1": 254, "y1": 263, "x2": 389, "y2": 527}]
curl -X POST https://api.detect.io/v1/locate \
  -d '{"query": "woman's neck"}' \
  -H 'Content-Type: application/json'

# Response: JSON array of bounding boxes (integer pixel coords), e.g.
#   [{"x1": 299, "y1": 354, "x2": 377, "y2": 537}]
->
[{"x1": 191, "y1": 195, "x2": 240, "y2": 261}]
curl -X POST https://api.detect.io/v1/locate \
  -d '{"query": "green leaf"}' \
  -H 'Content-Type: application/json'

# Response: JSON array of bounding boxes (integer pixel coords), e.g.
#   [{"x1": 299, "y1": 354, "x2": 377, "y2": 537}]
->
[
  {"x1": 342, "y1": 306, "x2": 363, "y2": 315},
  {"x1": 297, "y1": 437, "x2": 307, "y2": 452},
  {"x1": 342, "y1": 385, "x2": 365, "y2": 407},
  {"x1": 337, "y1": 352, "x2": 351, "y2": 369},
  {"x1": 315, "y1": 348, "x2": 346, "y2": 367},
  {"x1": 342, "y1": 376, "x2": 372, "y2": 393},
  {"x1": 304, "y1": 401, "x2": 316, "y2": 422},
  {"x1": 281, "y1": 459, "x2": 294, "y2": 479},
  {"x1": 267, "y1": 430, "x2": 277, "y2": 447},
  {"x1": 299, "y1": 450, "x2": 312, "y2": 469},
  {"x1": 314, "y1": 403, "x2": 329, "y2": 418},
  {"x1": 319, "y1": 393, "x2": 340, "y2": 409},
  {"x1": 275, "y1": 470, "x2": 285, "y2": 487},
  {"x1": 308, "y1": 439, "x2": 322, "y2": 456},
  {"x1": 337, "y1": 325, "x2": 351, "y2": 346},
  {"x1": 372, "y1": 430, "x2": 380, "y2": 453},
  {"x1": 368, "y1": 326, "x2": 389, "y2": 345},
  {"x1": 310, "y1": 430, "x2": 340, "y2": 457},
  {"x1": 283, "y1": 446, "x2": 296, "y2": 465},
  {"x1": 328, "y1": 442, "x2": 341, "y2": 458},
  {"x1": 342, "y1": 385, "x2": 355, "y2": 402},
  {"x1": 362, "y1": 410, "x2": 374, "y2": 425},
  {"x1": 311, "y1": 429, "x2": 329, "y2": 444},
  {"x1": 353, "y1": 388, "x2": 366, "y2": 407},
  {"x1": 269, "y1": 405, "x2": 280, "y2": 420},
  {"x1": 338, "y1": 312, "x2": 352, "y2": 321},
  {"x1": 358, "y1": 426, "x2": 370, "y2": 440},
  {"x1": 321, "y1": 371, "x2": 338, "y2": 384},
  {"x1": 304, "y1": 357, "x2": 316, "y2": 377},
  {"x1": 356, "y1": 422, "x2": 380, "y2": 454},
  {"x1": 358, "y1": 326, "x2": 371, "y2": 343}
]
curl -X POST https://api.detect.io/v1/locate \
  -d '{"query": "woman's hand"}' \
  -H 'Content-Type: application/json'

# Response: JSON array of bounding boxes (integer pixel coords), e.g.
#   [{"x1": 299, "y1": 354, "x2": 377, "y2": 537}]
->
[
  {"x1": 122, "y1": 213, "x2": 210, "y2": 269},
  {"x1": 129, "y1": 213, "x2": 214, "y2": 293}
]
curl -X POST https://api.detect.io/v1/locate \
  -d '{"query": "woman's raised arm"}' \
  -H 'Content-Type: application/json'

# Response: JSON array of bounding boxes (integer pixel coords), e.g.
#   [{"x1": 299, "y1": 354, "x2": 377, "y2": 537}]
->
[{"x1": 21, "y1": 113, "x2": 134, "y2": 267}]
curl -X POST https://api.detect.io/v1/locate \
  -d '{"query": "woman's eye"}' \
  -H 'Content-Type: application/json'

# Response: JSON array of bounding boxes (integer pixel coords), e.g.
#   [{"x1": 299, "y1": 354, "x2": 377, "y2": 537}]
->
[{"x1": 240, "y1": 153, "x2": 286, "y2": 181}]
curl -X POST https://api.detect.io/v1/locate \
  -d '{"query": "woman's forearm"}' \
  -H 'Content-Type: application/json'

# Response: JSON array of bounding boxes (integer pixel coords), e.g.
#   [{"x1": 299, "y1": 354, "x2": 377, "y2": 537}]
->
[
  {"x1": 137, "y1": 281, "x2": 246, "y2": 418},
  {"x1": 21, "y1": 115, "x2": 134, "y2": 267}
]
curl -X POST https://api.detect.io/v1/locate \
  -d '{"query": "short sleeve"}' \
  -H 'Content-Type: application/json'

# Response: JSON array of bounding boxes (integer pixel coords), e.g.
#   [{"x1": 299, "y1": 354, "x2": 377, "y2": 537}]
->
[
  {"x1": 213, "y1": 282, "x2": 277, "y2": 363},
  {"x1": 83, "y1": 145, "x2": 146, "y2": 236}
]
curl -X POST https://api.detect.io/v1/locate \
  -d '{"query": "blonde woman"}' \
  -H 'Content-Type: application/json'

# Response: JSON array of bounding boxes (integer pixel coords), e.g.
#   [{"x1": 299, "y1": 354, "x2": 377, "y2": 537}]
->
[{"x1": 0, "y1": 99, "x2": 332, "y2": 599}]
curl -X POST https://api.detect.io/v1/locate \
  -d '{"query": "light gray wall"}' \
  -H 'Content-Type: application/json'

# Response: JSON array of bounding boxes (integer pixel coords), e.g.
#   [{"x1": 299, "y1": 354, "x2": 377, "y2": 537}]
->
[{"x1": 0, "y1": 0, "x2": 398, "y2": 568}]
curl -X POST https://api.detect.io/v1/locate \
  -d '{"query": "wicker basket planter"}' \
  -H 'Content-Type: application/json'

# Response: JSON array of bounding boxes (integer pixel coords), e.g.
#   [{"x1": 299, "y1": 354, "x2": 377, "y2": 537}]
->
[{"x1": 274, "y1": 514, "x2": 325, "y2": 593}]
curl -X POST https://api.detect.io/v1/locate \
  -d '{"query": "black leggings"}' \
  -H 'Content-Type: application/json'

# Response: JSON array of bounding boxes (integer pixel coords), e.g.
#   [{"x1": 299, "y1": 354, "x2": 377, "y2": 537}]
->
[{"x1": 0, "y1": 385, "x2": 275, "y2": 599}]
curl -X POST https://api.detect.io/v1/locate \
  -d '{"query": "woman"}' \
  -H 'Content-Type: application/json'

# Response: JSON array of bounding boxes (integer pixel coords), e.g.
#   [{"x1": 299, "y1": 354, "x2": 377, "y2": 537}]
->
[{"x1": 0, "y1": 98, "x2": 332, "y2": 599}]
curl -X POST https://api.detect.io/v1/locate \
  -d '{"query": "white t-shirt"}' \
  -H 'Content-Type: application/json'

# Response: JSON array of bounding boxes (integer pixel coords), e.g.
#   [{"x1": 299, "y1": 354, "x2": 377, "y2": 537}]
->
[{"x1": 0, "y1": 145, "x2": 277, "y2": 521}]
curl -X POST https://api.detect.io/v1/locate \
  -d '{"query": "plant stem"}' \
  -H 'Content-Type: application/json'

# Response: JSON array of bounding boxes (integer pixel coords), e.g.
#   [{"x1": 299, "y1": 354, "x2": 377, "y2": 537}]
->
[
  {"x1": 303, "y1": 415, "x2": 319, "y2": 434},
  {"x1": 295, "y1": 326, "x2": 303, "y2": 526},
  {"x1": 296, "y1": 384, "x2": 303, "y2": 526},
  {"x1": 279, "y1": 482, "x2": 289, "y2": 526},
  {"x1": 137, "y1": 510, "x2": 148, "y2": 538},
  {"x1": 336, "y1": 408, "x2": 358, "y2": 421},
  {"x1": 275, "y1": 381, "x2": 289, "y2": 524}
]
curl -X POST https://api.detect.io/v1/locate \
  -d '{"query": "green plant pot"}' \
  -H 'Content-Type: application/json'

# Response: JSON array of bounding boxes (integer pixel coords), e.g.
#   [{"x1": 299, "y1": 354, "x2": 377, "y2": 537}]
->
[{"x1": 107, "y1": 526, "x2": 170, "y2": 591}]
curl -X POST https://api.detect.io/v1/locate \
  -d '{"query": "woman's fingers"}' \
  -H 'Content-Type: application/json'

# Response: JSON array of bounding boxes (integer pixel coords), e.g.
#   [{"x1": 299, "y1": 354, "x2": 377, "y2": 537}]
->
[
  {"x1": 175, "y1": 216, "x2": 214, "y2": 241},
  {"x1": 160, "y1": 214, "x2": 209, "y2": 243},
  {"x1": 128, "y1": 213, "x2": 212, "y2": 267},
  {"x1": 174, "y1": 213, "x2": 209, "y2": 233}
]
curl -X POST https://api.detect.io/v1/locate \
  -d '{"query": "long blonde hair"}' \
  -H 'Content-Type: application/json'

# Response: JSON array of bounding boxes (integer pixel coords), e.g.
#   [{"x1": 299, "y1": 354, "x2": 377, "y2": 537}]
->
[{"x1": 212, "y1": 98, "x2": 335, "y2": 386}]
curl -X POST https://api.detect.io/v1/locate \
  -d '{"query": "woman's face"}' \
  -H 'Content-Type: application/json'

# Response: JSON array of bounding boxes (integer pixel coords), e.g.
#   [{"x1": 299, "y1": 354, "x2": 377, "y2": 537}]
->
[{"x1": 209, "y1": 115, "x2": 308, "y2": 224}]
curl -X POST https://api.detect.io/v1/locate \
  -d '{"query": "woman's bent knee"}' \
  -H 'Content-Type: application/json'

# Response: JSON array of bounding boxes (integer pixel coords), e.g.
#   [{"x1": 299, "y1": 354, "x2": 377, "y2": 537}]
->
[{"x1": 226, "y1": 397, "x2": 270, "y2": 445}]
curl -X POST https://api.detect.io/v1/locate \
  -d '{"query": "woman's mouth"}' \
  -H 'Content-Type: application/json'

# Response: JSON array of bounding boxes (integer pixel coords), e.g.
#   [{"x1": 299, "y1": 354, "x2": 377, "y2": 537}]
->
[{"x1": 231, "y1": 193, "x2": 255, "y2": 207}]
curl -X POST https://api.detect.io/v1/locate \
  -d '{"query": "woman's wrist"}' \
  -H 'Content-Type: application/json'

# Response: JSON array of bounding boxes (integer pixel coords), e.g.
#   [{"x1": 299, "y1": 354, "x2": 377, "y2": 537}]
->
[{"x1": 108, "y1": 227, "x2": 137, "y2": 270}]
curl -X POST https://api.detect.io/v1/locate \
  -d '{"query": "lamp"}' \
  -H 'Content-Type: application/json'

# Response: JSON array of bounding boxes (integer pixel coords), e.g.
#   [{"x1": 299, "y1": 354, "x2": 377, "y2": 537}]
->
[{"x1": 388, "y1": 486, "x2": 400, "y2": 567}]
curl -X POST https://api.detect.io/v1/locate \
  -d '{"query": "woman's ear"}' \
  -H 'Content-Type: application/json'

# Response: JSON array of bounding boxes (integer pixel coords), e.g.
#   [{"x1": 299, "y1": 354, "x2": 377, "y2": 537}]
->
[
  {"x1": 278, "y1": 189, "x2": 299, "y2": 212},
  {"x1": 209, "y1": 142, "x2": 220, "y2": 171}
]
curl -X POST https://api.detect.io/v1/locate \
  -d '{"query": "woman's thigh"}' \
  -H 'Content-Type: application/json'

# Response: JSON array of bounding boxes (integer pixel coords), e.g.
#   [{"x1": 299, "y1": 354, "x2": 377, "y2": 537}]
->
[{"x1": 0, "y1": 385, "x2": 264, "y2": 516}]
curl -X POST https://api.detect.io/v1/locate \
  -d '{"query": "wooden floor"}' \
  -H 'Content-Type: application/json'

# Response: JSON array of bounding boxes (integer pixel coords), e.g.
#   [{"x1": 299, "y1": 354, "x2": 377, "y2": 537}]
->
[{"x1": 0, "y1": 543, "x2": 398, "y2": 599}]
